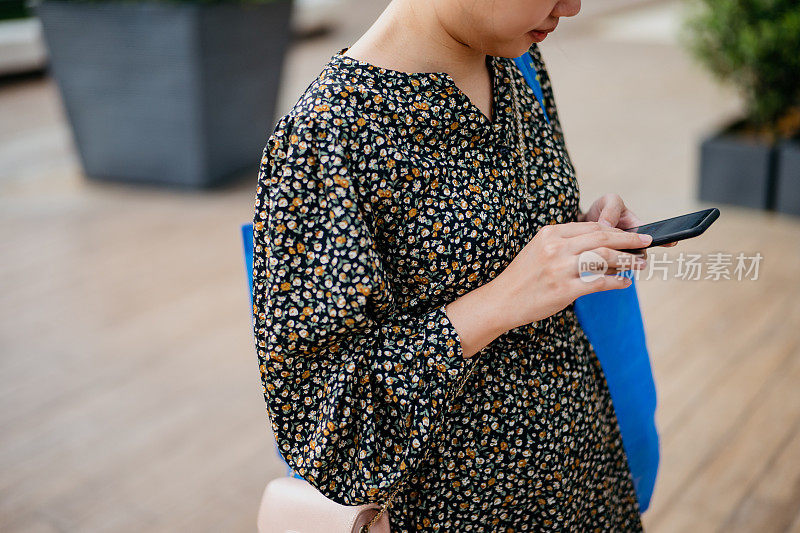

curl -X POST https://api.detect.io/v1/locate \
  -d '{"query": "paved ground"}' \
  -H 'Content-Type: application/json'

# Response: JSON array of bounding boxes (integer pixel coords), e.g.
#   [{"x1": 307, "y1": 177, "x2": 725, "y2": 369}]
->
[{"x1": 2, "y1": 0, "x2": 800, "y2": 531}]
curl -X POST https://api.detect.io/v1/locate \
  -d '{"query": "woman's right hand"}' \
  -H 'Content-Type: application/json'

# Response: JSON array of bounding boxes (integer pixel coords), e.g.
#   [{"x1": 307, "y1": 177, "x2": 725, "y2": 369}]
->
[
  {"x1": 444, "y1": 221, "x2": 653, "y2": 358},
  {"x1": 488, "y1": 221, "x2": 652, "y2": 333}
]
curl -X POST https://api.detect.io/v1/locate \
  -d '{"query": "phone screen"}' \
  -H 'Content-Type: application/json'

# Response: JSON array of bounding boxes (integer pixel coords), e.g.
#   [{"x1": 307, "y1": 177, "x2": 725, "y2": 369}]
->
[{"x1": 622, "y1": 211, "x2": 707, "y2": 238}]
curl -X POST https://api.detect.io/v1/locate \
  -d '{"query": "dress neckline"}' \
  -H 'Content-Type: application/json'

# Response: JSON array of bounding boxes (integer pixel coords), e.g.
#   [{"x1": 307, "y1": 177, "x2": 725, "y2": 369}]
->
[
  {"x1": 330, "y1": 47, "x2": 513, "y2": 143},
  {"x1": 333, "y1": 47, "x2": 458, "y2": 85}
]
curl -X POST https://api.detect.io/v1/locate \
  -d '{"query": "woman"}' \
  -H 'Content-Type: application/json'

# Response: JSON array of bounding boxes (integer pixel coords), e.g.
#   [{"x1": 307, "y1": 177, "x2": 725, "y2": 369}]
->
[{"x1": 252, "y1": 0, "x2": 669, "y2": 529}]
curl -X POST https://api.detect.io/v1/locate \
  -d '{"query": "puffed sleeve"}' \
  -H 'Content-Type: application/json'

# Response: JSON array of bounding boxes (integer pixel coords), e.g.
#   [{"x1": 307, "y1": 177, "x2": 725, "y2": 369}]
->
[{"x1": 251, "y1": 113, "x2": 475, "y2": 505}]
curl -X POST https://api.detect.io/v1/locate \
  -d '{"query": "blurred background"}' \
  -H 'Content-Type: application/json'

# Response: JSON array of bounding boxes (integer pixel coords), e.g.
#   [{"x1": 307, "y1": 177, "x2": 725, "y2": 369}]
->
[{"x1": 1, "y1": 0, "x2": 799, "y2": 531}]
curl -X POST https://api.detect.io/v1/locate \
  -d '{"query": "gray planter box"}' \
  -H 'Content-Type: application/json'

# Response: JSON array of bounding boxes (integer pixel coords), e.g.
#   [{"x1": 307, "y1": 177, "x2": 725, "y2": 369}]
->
[
  {"x1": 698, "y1": 118, "x2": 777, "y2": 210},
  {"x1": 774, "y1": 138, "x2": 800, "y2": 217},
  {"x1": 35, "y1": 0, "x2": 292, "y2": 189}
]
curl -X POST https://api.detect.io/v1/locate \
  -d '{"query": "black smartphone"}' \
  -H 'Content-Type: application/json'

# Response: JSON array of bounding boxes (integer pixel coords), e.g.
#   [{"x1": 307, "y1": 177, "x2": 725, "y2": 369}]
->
[{"x1": 617, "y1": 207, "x2": 720, "y2": 253}]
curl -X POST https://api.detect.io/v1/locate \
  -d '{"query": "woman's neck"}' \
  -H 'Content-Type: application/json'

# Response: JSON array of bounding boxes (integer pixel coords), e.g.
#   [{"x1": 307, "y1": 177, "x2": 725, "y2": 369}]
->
[{"x1": 343, "y1": 0, "x2": 488, "y2": 84}]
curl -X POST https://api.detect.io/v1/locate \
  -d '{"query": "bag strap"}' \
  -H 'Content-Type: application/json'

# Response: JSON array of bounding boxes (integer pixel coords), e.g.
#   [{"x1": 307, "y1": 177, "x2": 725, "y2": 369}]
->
[{"x1": 512, "y1": 53, "x2": 551, "y2": 125}]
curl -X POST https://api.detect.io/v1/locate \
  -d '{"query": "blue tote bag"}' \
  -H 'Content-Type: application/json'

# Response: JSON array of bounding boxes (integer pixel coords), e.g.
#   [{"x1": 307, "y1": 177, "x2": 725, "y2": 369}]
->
[
  {"x1": 512, "y1": 53, "x2": 660, "y2": 511},
  {"x1": 242, "y1": 223, "x2": 305, "y2": 480}
]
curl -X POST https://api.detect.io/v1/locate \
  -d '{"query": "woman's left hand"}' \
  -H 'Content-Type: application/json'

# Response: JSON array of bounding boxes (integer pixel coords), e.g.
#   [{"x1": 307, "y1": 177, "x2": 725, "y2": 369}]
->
[{"x1": 578, "y1": 193, "x2": 677, "y2": 248}]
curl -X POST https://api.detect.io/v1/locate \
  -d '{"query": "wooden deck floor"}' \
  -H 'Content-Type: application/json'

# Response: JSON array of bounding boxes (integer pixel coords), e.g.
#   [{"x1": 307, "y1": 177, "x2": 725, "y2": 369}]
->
[{"x1": 2, "y1": 1, "x2": 800, "y2": 531}]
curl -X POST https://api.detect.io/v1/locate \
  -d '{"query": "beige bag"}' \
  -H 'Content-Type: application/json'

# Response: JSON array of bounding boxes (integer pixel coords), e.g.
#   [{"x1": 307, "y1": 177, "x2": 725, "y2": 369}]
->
[
  {"x1": 256, "y1": 339, "x2": 484, "y2": 533},
  {"x1": 258, "y1": 476, "x2": 391, "y2": 533}
]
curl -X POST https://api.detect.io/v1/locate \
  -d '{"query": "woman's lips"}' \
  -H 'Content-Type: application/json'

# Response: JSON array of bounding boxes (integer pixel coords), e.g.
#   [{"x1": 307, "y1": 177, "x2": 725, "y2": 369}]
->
[{"x1": 527, "y1": 29, "x2": 550, "y2": 42}]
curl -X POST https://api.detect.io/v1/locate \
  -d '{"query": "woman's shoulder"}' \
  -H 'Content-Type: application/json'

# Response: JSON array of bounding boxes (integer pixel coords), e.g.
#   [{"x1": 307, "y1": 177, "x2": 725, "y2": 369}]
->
[{"x1": 270, "y1": 55, "x2": 382, "y2": 146}]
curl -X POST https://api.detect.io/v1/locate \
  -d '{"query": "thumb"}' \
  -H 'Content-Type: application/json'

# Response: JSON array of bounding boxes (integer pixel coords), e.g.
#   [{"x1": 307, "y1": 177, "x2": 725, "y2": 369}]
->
[{"x1": 598, "y1": 209, "x2": 616, "y2": 227}]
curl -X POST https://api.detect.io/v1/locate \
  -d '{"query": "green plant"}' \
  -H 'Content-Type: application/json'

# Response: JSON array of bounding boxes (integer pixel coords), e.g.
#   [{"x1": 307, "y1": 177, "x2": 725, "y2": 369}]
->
[
  {"x1": 1, "y1": 0, "x2": 31, "y2": 20},
  {"x1": 680, "y1": 0, "x2": 800, "y2": 142}
]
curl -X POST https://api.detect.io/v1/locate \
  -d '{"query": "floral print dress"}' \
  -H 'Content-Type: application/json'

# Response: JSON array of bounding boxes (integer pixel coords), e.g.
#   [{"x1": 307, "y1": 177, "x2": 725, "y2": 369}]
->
[{"x1": 251, "y1": 42, "x2": 643, "y2": 531}]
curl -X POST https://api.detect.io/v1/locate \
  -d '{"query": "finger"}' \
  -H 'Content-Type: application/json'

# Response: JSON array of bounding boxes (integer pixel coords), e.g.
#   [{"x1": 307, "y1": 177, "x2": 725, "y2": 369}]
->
[
  {"x1": 617, "y1": 208, "x2": 644, "y2": 230},
  {"x1": 539, "y1": 221, "x2": 626, "y2": 240},
  {"x1": 575, "y1": 249, "x2": 644, "y2": 276},
  {"x1": 566, "y1": 229, "x2": 653, "y2": 254},
  {"x1": 592, "y1": 248, "x2": 647, "y2": 271},
  {"x1": 581, "y1": 202, "x2": 602, "y2": 224},
  {"x1": 575, "y1": 253, "x2": 644, "y2": 280},
  {"x1": 606, "y1": 260, "x2": 646, "y2": 276},
  {"x1": 572, "y1": 272, "x2": 633, "y2": 297},
  {"x1": 598, "y1": 201, "x2": 623, "y2": 228}
]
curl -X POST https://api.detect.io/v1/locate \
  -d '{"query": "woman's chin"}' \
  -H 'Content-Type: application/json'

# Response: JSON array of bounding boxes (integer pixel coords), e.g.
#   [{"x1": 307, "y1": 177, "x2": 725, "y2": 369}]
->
[{"x1": 488, "y1": 40, "x2": 536, "y2": 59}]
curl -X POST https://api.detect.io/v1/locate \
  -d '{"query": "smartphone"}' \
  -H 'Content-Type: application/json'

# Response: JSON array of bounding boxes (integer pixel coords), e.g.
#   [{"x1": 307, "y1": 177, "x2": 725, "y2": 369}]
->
[{"x1": 617, "y1": 207, "x2": 720, "y2": 253}]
